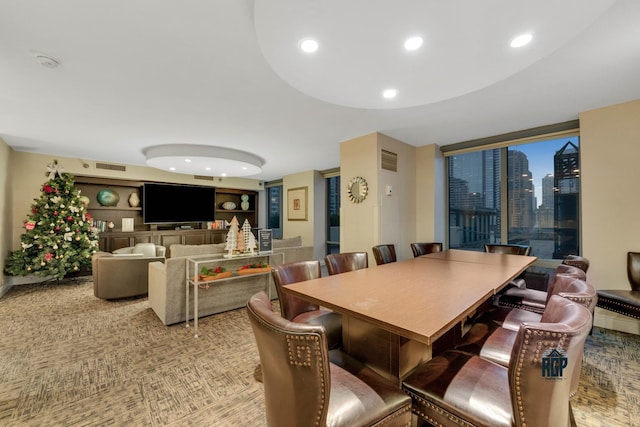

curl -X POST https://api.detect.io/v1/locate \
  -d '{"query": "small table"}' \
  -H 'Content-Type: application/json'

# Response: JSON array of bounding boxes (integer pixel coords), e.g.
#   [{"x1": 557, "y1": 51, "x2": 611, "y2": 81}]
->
[
  {"x1": 283, "y1": 251, "x2": 535, "y2": 384},
  {"x1": 185, "y1": 252, "x2": 284, "y2": 337}
]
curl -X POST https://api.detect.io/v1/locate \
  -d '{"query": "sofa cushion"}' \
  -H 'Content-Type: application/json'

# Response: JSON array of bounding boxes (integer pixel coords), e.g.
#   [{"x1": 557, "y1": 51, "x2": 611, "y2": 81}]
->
[
  {"x1": 272, "y1": 236, "x2": 302, "y2": 249},
  {"x1": 169, "y1": 243, "x2": 226, "y2": 258},
  {"x1": 133, "y1": 243, "x2": 158, "y2": 257}
]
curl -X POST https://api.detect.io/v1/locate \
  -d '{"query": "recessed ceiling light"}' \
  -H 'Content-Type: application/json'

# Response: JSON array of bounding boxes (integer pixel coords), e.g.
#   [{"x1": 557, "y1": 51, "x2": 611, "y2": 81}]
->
[
  {"x1": 510, "y1": 33, "x2": 533, "y2": 48},
  {"x1": 185, "y1": 159, "x2": 191, "y2": 162},
  {"x1": 299, "y1": 38, "x2": 319, "y2": 53},
  {"x1": 382, "y1": 89, "x2": 398, "y2": 99},
  {"x1": 404, "y1": 36, "x2": 423, "y2": 51},
  {"x1": 169, "y1": 167, "x2": 176, "y2": 171}
]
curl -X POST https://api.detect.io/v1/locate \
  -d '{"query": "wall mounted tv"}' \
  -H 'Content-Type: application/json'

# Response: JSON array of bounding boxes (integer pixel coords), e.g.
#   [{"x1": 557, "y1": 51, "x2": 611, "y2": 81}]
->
[{"x1": 142, "y1": 183, "x2": 216, "y2": 224}]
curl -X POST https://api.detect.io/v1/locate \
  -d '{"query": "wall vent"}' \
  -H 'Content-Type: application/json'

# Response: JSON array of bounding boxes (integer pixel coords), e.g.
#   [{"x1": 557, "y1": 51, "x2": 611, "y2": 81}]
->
[
  {"x1": 194, "y1": 175, "x2": 214, "y2": 181},
  {"x1": 95, "y1": 162, "x2": 126, "y2": 172},
  {"x1": 381, "y1": 149, "x2": 398, "y2": 172}
]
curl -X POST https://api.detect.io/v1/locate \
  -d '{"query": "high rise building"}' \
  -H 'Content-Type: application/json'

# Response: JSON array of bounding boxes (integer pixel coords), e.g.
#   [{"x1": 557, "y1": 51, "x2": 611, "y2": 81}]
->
[{"x1": 507, "y1": 150, "x2": 535, "y2": 229}]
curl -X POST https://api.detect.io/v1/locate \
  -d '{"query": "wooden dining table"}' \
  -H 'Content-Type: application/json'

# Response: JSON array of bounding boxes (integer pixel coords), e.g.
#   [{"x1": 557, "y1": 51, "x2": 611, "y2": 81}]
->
[{"x1": 282, "y1": 249, "x2": 536, "y2": 385}]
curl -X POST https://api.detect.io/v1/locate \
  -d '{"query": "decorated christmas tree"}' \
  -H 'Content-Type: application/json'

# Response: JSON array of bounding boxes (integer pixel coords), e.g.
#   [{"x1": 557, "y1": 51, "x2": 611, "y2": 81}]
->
[
  {"x1": 242, "y1": 219, "x2": 256, "y2": 254},
  {"x1": 4, "y1": 160, "x2": 100, "y2": 280},
  {"x1": 224, "y1": 216, "x2": 240, "y2": 257}
]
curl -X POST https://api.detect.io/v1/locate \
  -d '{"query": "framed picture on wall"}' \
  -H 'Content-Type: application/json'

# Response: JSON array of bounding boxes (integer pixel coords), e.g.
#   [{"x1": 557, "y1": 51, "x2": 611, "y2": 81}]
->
[{"x1": 287, "y1": 186, "x2": 308, "y2": 221}]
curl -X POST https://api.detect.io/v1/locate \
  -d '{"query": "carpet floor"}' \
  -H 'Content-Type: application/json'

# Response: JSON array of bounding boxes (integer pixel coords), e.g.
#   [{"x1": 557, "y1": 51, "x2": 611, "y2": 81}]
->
[{"x1": 0, "y1": 277, "x2": 638, "y2": 426}]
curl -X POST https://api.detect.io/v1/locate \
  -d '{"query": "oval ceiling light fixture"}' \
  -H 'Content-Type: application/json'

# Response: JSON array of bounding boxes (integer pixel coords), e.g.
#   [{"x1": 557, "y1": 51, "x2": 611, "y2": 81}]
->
[
  {"x1": 144, "y1": 144, "x2": 264, "y2": 177},
  {"x1": 382, "y1": 88, "x2": 398, "y2": 99},
  {"x1": 404, "y1": 36, "x2": 423, "y2": 51},
  {"x1": 510, "y1": 33, "x2": 533, "y2": 48},
  {"x1": 299, "y1": 38, "x2": 319, "y2": 53}
]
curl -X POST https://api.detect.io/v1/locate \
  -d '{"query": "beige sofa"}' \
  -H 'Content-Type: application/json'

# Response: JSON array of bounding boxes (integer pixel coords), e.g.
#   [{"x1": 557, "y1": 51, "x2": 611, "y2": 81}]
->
[
  {"x1": 148, "y1": 236, "x2": 314, "y2": 325},
  {"x1": 92, "y1": 243, "x2": 166, "y2": 299}
]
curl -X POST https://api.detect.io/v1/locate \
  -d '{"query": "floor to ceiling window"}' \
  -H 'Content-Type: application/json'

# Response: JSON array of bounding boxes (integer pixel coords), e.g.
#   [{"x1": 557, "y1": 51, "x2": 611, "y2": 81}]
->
[{"x1": 446, "y1": 129, "x2": 581, "y2": 259}]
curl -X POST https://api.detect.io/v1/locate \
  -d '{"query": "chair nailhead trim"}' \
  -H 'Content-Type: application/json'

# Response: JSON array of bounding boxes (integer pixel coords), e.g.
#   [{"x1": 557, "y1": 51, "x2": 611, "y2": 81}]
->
[
  {"x1": 286, "y1": 334, "x2": 326, "y2": 426},
  {"x1": 597, "y1": 297, "x2": 640, "y2": 319},
  {"x1": 404, "y1": 390, "x2": 474, "y2": 427}
]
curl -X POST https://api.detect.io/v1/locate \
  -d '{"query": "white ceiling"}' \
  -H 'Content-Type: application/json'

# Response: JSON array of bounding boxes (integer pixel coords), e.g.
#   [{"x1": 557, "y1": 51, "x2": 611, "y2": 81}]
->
[{"x1": 1, "y1": 0, "x2": 640, "y2": 181}]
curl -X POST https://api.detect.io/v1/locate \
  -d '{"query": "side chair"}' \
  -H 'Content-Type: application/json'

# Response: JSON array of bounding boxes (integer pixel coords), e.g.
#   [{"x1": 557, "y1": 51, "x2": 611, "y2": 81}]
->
[
  {"x1": 402, "y1": 295, "x2": 592, "y2": 427},
  {"x1": 597, "y1": 251, "x2": 640, "y2": 319},
  {"x1": 324, "y1": 252, "x2": 368, "y2": 275},
  {"x1": 410, "y1": 242, "x2": 443, "y2": 258},
  {"x1": 372, "y1": 244, "x2": 397, "y2": 265},
  {"x1": 271, "y1": 260, "x2": 342, "y2": 349},
  {"x1": 484, "y1": 243, "x2": 531, "y2": 256},
  {"x1": 247, "y1": 291, "x2": 412, "y2": 427}
]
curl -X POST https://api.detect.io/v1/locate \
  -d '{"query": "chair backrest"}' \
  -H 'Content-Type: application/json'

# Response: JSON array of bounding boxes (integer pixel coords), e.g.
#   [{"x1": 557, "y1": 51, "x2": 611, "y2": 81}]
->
[
  {"x1": 372, "y1": 244, "x2": 397, "y2": 265},
  {"x1": 554, "y1": 263, "x2": 587, "y2": 280},
  {"x1": 510, "y1": 295, "x2": 592, "y2": 426},
  {"x1": 325, "y1": 252, "x2": 368, "y2": 275},
  {"x1": 247, "y1": 291, "x2": 331, "y2": 426},
  {"x1": 410, "y1": 242, "x2": 443, "y2": 258},
  {"x1": 484, "y1": 243, "x2": 531, "y2": 256},
  {"x1": 628, "y1": 251, "x2": 640, "y2": 291},
  {"x1": 546, "y1": 276, "x2": 597, "y2": 313},
  {"x1": 562, "y1": 255, "x2": 590, "y2": 273},
  {"x1": 271, "y1": 260, "x2": 321, "y2": 320}
]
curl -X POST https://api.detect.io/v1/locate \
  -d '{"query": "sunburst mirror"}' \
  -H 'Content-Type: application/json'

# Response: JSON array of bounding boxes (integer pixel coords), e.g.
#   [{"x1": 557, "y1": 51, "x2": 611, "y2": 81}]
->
[{"x1": 347, "y1": 176, "x2": 368, "y2": 203}]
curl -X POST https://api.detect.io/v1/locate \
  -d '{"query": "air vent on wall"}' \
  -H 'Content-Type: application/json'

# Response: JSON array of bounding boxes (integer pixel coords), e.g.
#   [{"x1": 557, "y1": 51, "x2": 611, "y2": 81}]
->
[
  {"x1": 194, "y1": 175, "x2": 215, "y2": 181},
  {"x1": 381, "y1": 149, "x2": 397, "y2": 172},
  {"x1": 95, "y1": 162, "x2": 126, "y2": 172}
]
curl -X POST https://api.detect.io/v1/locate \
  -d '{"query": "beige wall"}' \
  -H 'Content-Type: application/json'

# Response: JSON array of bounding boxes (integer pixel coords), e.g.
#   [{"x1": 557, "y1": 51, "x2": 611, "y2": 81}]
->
[
  {"x1": 581, "y1": 99, "x2": 640, "y2": 333},
  {"x1": 0, "y1": 139, "x2": 13, "y2": 296},
  {"x1": 282, "y1": 170, "x2": 323, "y2": 256},
  {"x1": 340, "y1": 132, "x2": 424, "y2": 262}
]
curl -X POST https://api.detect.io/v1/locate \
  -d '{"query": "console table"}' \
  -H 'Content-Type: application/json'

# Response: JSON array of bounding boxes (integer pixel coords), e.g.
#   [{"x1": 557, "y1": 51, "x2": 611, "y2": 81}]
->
[{"x1": 185, "y1": 252, "x2": 284, "y2": 337}]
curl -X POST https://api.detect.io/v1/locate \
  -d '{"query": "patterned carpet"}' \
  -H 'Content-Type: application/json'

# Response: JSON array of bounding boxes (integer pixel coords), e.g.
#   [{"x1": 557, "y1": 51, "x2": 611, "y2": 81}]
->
[{"x1": 0, "y1": 278, "x2": 638, "y2": 426}]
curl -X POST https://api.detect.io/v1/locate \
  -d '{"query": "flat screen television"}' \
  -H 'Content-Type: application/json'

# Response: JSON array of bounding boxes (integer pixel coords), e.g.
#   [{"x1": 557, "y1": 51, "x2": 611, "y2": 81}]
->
[{"x1": 142, "y1": 183, "x2": 216, "y2": 224}]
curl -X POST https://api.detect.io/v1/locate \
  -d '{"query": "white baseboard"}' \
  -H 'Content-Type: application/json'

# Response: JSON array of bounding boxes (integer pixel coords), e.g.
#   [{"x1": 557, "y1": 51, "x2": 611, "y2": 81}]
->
[{"x1": 594, "y1": 307, "x2": 640, "y2": 335}]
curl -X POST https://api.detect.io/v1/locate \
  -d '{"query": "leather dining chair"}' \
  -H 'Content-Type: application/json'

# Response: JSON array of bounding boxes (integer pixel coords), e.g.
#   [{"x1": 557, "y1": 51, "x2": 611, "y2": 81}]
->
[
  {"x1": 402, "y1": 296, "x2": 592, "y2": 427},
  {"x1": 247, "y1": 291, "x2": 412, "y2": 427},
  {"x1": 324, "y1": 252, "x2": 369, "y2": 275},
  {"x1": 271, "y1": 260, "x2": 342, "y2": 350},
  {"x1": 484, "y1": 243, "x2": 532, "y2": 256},
  {"x1": 562, "y1": 254, "x2": 590, "y2": 273},
  {"x1": 457, "y1": 279, "x2": 597, "y2": 375},
  {"x1": 494, "y1": 263, "x2": 586, "y2": 313},
  {"x1": 596, "y1": 251, "x2": 640, "y2": 319},
  {"x1": 372, "y1": 244, "x2": 397, "y2": 265},
  {"x1": 410, "y1": 242, "x2": 443, "y2": 258}
]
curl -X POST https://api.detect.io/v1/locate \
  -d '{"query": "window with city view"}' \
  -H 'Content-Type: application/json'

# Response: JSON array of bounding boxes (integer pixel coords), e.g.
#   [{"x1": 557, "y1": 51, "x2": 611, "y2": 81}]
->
[
  {"x1": 326, "y1": 175, "x2": 340, "y2": 254},
  {"x1": 448, "y1": 136, "x2": 580, "y2": 259},
  {"x1": 266, "y1": 185, "x2": 283, "y2": 239}
]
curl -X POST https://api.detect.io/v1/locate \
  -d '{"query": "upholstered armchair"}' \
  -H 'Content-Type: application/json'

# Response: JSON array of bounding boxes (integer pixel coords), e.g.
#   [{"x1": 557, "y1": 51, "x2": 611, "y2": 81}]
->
[
  {"x1": 324, "y1": 252, "x2": 369, "y2": 275},
  {"x1": 247, "y1": 292, "x2": 412, "y2": 427},
  {"x1": 372, "y1": 244, "x2": 397, "y2": 265},
  {"x1": 271, "y1": 260, "x2": 342, "y2": 349},
  {"x1": 410, "y1": 242, "x2": 443, "y2": 257},
  {"x1": 597, "y1": 251, "x2": 640, "y2": 319},
  {"x1": 402, "y1": 295, "x2": 592, "y2": 427},
  {"x1": 92, "y1": 243, "x2": 166, "y2": 299}
]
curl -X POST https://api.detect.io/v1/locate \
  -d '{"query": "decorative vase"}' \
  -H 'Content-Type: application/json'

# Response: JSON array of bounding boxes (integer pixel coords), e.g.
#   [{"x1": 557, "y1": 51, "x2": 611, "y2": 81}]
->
[
  {"x1": 128, "y1": 192, "x2": 140, "y2": 207},
  {"x1": 97, "y1": 188, "x2": 120, "y2": 206},
  {"x1": 240, "y1": 194, "x2": 250, "y2": 211}
]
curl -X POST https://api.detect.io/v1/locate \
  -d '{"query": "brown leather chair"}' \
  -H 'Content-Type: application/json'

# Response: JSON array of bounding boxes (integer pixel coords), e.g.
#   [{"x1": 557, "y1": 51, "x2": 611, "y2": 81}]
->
[
  {"x1": 402, "y1": 295, "x2": 592, "y2": 427},
  {"x1": 324, "y1": 252, "x2": 368, "y2": 275},
  {"x1": 457, "y1": 279, "x2": 596, "y2": 373},
  {"x1": 410, "y1": 242, "x2": 443, "y2": 257},
  {"x1": 484, "y1": 243, "x2": 531, "y2": 256},
  {"x1": 271, "y1": 260, "x2": 342, "y2": 349},
  {"x1": 372, "y1": 244, "x2": 397, "y2": 265},
  {"x1": 494, "y1": 264, "x2": 586, "y2": 313},
  {"x1": 597, "y1": 251, "x2": 640, "y2": 319},
  {"x1": 562, "y1": 254, "x2": 590, "y2": 273},
  {"x1": 247, "y1": 291, "x2": 412, "y2": 427}
]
